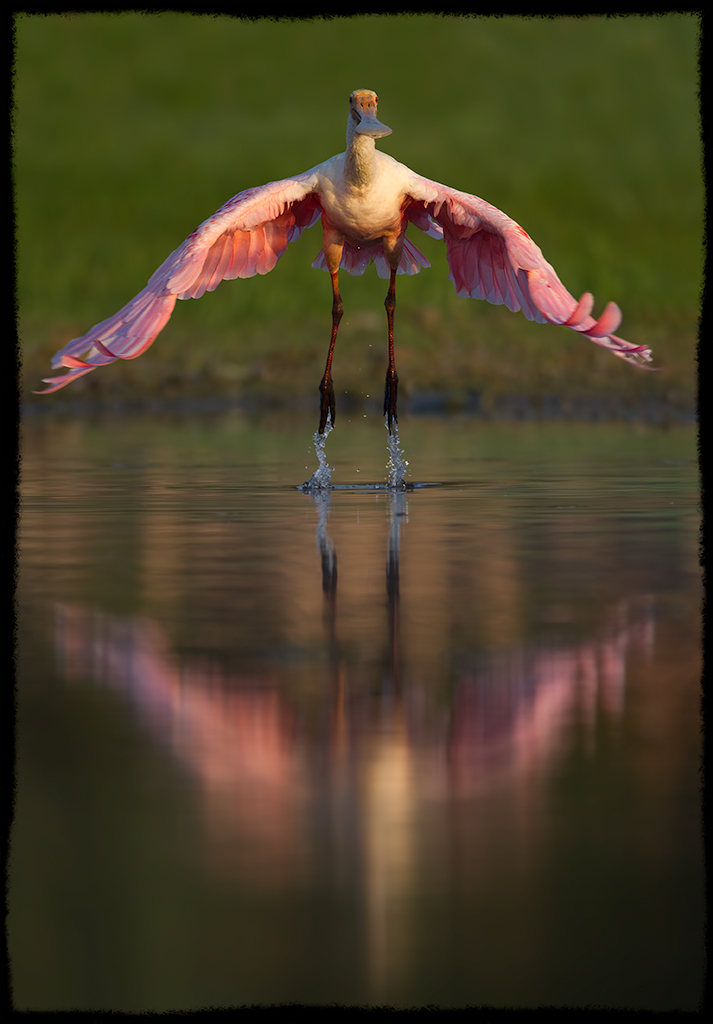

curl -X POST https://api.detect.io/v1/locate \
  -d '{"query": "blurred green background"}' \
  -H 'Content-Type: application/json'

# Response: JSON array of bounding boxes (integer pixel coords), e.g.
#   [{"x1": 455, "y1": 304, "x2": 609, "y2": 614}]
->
[{"x1": 15, "y1": 13, "x2": 701, "y2": 412}]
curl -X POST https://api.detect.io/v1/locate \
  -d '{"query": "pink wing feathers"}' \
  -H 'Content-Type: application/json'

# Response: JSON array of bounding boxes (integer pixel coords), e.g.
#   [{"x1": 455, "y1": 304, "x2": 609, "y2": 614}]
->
[
  {"x1": 37, "y1": 155, "x2": 652, "y2": 396},
  {"x1": 404, "y1": 174, "x2": 653, "y2": 367},
  {"x1": 36, "y1": 173, "x2": 322, "y2": 394}
]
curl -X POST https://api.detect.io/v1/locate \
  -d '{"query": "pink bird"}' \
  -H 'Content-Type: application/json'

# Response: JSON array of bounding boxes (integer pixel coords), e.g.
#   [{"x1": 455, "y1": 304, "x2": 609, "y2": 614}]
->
[{"x1": 37, "y1": 89, "x2": 653, "y2": 432}]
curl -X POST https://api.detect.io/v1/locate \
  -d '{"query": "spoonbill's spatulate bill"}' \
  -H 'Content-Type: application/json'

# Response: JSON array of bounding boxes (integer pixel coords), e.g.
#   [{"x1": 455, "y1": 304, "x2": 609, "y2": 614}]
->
[{"x1": 37, "y1": 90, "x2": 653, "y2": 431}]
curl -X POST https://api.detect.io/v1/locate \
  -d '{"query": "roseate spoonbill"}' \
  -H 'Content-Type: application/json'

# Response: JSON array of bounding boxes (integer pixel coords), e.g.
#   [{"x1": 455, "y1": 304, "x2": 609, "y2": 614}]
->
[{"x1": 37, "y1": 89, "x2": 653, "y2": 431}]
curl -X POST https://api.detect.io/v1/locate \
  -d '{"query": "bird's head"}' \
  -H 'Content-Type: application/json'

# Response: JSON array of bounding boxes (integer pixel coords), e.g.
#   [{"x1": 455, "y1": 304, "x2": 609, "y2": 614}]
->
[{"x1": 349, "y1": 89, "x2": 392, "y2": 138}]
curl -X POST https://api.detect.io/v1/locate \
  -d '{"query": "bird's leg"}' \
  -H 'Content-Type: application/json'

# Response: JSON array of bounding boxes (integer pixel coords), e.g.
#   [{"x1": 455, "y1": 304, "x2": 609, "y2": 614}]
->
[
  {"x1": 319, "y1": 270, "x2": 343, "y2": 434},
  {"x1": 383, "y1": 267, "x2": 398, "y2": 433}
]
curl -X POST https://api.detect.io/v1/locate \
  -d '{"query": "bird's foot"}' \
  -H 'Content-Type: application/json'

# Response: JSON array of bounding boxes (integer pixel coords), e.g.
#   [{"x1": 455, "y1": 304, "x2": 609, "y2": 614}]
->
[
  {"x1": 384, "y1": 368, "x2": 399, "y2": 434},
  {"x1": 318, "y1": 376, "x2": 335, "y2": 434}
]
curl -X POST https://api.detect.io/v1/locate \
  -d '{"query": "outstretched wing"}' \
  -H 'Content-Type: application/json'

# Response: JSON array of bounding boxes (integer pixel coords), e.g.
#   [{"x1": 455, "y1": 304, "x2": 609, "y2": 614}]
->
[
  {"x1": 404, "y1": 172, "x2": 653, "y2": 367},
  {"x1": 36, "y1": 171, "x2": 323, "y2": 394}
]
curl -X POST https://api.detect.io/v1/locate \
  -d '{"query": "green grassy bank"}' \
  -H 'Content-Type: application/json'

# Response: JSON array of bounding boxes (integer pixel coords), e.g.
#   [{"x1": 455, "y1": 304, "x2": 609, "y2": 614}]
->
[{"x1": 15, "y1": 13, "x2": 701, "y2": 414}]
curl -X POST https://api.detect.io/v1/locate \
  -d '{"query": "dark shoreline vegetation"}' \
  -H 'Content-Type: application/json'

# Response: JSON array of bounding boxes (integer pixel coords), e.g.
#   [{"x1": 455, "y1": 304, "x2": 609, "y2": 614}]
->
[
  {"x1": 16, "y1": 14, "x2": 700, "y2": 420},
  {"x1": 21, "y1": 392, "x2": 695, "y2": 427}
]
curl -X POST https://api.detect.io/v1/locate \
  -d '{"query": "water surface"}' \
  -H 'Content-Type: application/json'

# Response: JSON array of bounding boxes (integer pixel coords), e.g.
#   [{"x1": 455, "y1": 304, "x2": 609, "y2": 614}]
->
[{"x1": 13, "y1": 411, "x2": 702, "y2": 1011}]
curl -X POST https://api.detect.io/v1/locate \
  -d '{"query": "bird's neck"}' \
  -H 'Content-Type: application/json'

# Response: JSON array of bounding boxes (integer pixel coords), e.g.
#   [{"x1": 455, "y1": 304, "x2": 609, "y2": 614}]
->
[{"x1": 344, "y1": 123, "x2": 378, "y2": 188}]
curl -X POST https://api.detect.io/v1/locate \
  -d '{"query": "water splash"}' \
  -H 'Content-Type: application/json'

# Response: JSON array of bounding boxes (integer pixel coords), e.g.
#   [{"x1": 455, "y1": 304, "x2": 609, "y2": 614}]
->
[
  {"x1": 301, "y1": 415, "x2": 415, "y2": 493},
  {"x1": 302, "y1": 415, "x2": 334, "y2": 493},
  {"x1": 386, "y1": 420, "x2": 410, "y2": 490}
]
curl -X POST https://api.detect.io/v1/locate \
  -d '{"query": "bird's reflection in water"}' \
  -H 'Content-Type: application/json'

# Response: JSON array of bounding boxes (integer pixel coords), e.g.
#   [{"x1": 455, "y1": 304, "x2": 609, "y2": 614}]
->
[
  {"x1": 386, "y1": 489, "x2": 407, "y2": 693},
  {"x1": 48, "y1": 499, "x2": 657, "y2": 995},
  {"x1": 50, "y1": 531, "x2": 657, "y2": 824},
  {"x1": 311, "y1": 480, "x2": 408, "y2": 694},
  {"x1": 313, "y1": 484, "x2": 337, "y2": 647}
]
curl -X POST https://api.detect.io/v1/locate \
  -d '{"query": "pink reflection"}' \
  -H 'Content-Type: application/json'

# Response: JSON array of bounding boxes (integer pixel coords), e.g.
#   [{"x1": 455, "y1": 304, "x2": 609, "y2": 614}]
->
[
  {"x1": 51, "y1": 597, "x2": 655, "y2": 886},
  {"x1": 55, "y1": 603, "x2": 304, "y2": 885},
  {"x1": 446, "y1": 602, "x2": 655, "y2": 798}
]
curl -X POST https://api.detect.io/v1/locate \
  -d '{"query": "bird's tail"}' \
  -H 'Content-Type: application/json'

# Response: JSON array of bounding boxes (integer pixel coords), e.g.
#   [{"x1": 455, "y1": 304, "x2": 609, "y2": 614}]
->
[{"x1": 311, "y1": 237, "x2": 431, "y2": 278}]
